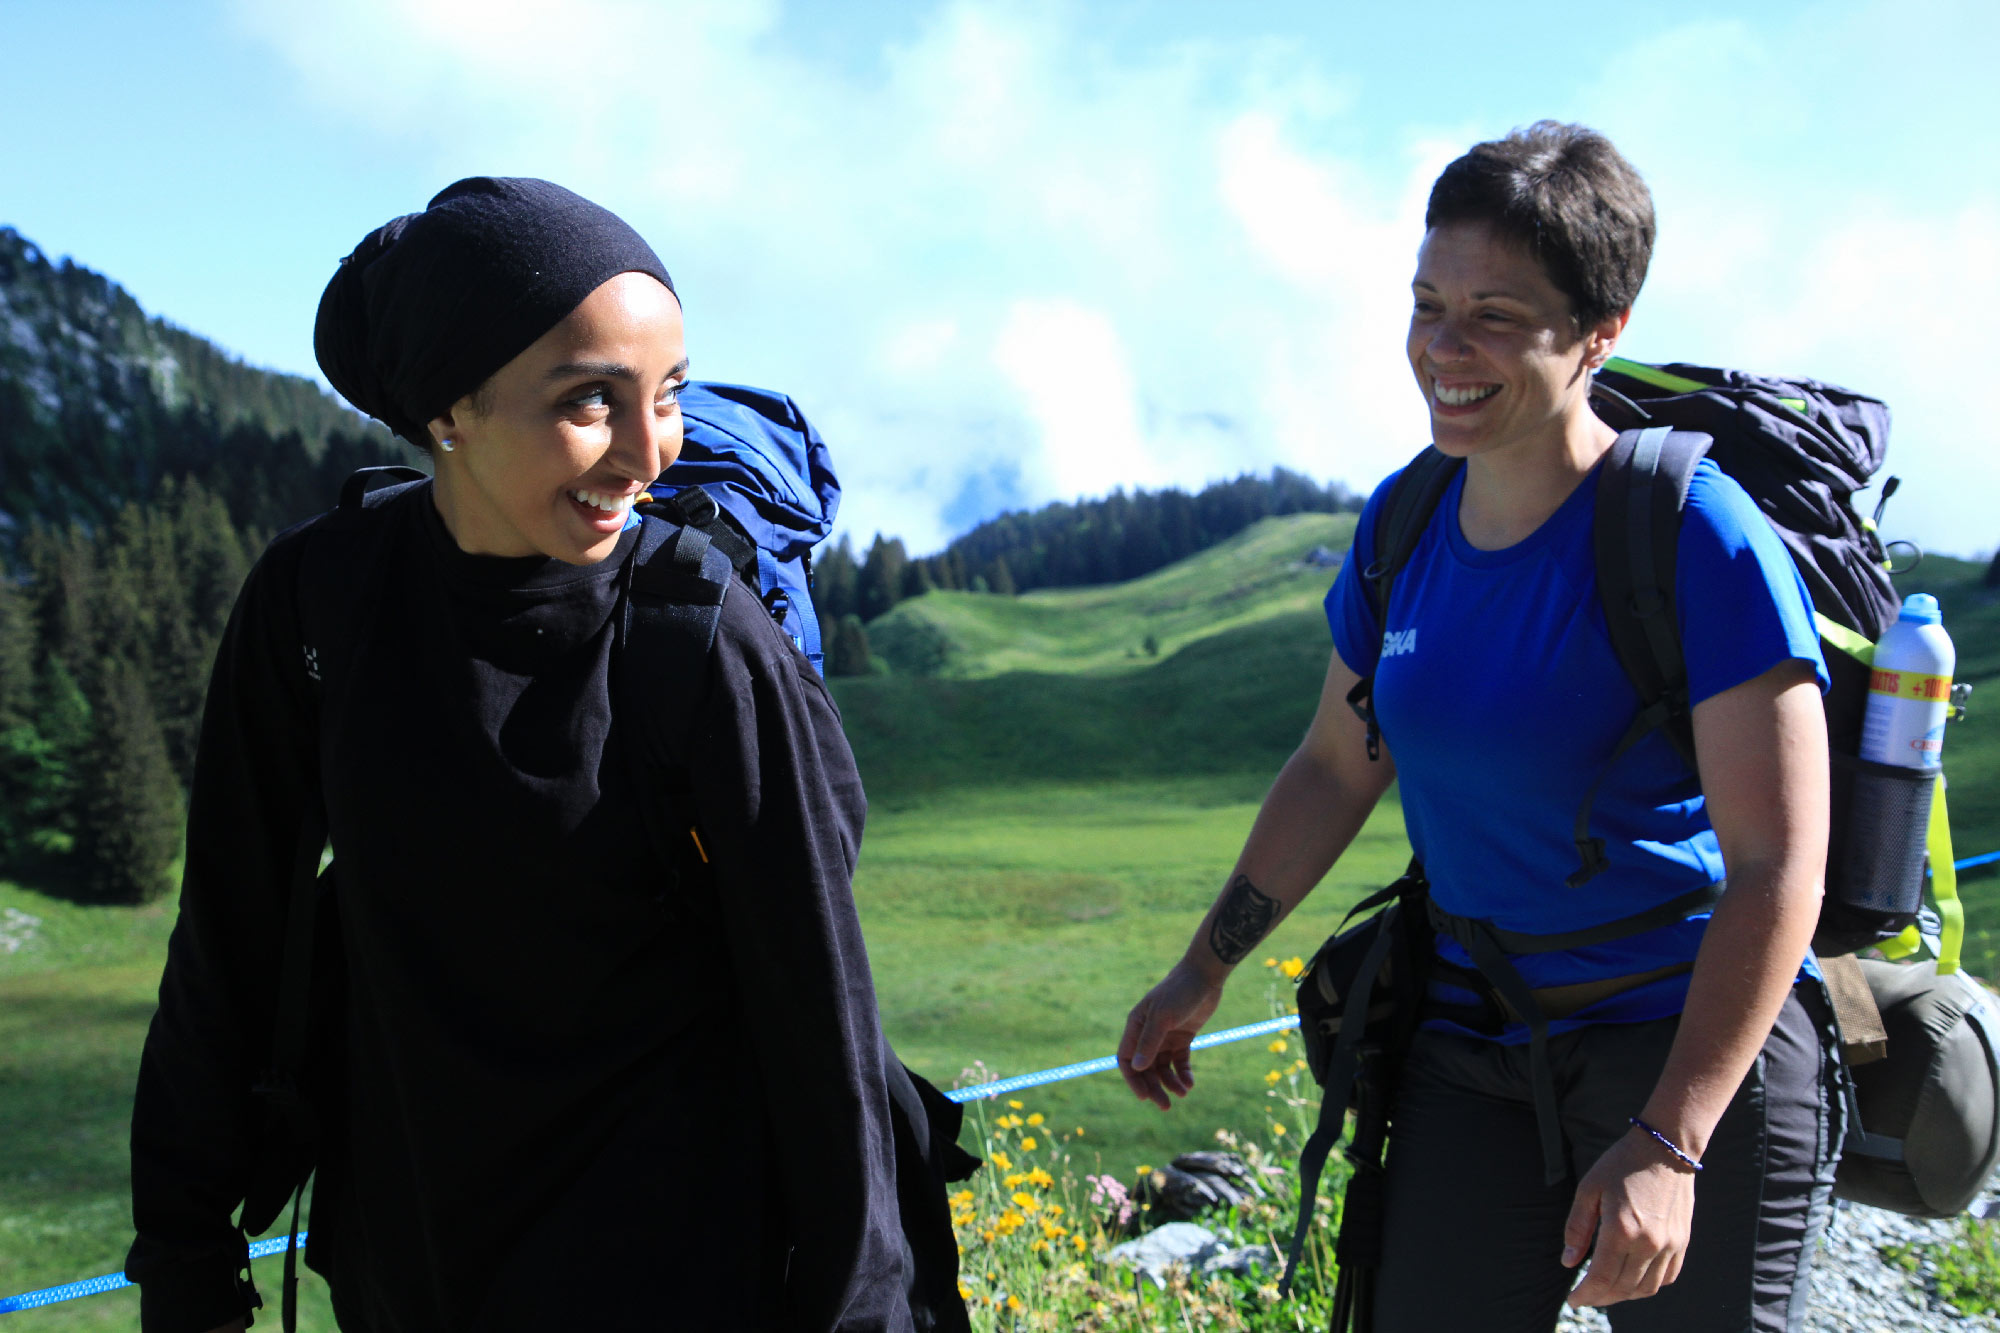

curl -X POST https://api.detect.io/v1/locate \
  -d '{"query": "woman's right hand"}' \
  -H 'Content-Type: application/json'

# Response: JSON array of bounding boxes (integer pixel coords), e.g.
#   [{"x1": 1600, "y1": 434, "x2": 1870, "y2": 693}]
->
[{"x1": 1118, "y1": 960, "x2": 1226, "y2": 1110}]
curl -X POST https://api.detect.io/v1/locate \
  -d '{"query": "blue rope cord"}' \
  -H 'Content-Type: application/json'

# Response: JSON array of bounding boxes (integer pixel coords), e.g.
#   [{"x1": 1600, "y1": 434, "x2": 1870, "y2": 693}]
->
[
  {"x1": 944, "y1": 1014, "x2": 1300, "y2": 1103},
  {"x1": 10, "y1": 841, "x2": 2000, "y2": 1315},
  {"x1": 0, "y1": 1235, "x2": 305, "y2": 1313}
]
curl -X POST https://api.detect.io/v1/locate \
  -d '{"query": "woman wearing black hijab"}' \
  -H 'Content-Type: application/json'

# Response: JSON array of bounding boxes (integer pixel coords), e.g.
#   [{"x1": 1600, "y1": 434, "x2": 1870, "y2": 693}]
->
[{"x1": 124, "y1": 179, "x2": 952, "y2": 1333}]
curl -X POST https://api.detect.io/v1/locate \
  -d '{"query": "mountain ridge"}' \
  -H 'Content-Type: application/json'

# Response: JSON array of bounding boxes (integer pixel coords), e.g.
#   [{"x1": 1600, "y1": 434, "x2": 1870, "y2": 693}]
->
[{"x1": 0, "y1": 225, "x2": 417, "y2": 540}]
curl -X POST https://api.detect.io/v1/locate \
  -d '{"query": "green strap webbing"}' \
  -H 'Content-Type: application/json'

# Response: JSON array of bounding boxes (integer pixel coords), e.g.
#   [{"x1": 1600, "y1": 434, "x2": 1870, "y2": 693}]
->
[
  {"x1": 1603, "y1": 357, "x2": 1705, "y2": 394},
  {"x1": 1930, "y1": 775, "x2": 1962, "y2": 975},
  {"x1": 1815, "y1": 612, "x2": 1876, "y2": 667},
  {"x1": 1601, "y1": 357, "x2": 1806, "y2": 412}
]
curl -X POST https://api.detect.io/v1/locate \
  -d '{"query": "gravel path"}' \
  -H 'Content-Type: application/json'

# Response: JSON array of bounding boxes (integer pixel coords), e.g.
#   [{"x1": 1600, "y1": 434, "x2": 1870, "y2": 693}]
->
[{"x1": 1556, "y1": 1192, "x2": 2000, "y2": 1332}]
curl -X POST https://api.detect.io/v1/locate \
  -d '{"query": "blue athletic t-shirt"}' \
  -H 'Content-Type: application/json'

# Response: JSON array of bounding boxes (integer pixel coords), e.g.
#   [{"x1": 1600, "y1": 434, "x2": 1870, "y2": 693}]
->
[{"x1": 1325, "y1": 456, "x2": 1828, "y2": 1041}]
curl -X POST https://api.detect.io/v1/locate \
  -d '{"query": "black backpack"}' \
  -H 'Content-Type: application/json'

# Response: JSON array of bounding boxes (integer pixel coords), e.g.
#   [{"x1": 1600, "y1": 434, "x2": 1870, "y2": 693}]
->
[{"x1": 1351, "y1": 357, "x2": 1923, "y2": 956}]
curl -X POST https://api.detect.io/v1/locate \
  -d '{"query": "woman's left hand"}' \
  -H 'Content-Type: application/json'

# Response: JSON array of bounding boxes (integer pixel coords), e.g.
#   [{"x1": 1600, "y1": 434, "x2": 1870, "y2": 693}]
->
[{"x1": 1561, "y1": 1127, "x2": 1698, "y2": 1307}]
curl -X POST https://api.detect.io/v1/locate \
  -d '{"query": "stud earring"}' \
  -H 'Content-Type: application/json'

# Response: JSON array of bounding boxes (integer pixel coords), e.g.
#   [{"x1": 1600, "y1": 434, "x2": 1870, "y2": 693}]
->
[{"x1": 439, "y1": 438, "x2": 456, "y2": 453}]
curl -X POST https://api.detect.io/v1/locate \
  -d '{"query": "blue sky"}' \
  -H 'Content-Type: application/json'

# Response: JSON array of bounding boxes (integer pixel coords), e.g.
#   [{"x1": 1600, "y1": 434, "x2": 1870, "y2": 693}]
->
[{"x1": 3, "y1": 0, "x2": 1993, "y2": 555}]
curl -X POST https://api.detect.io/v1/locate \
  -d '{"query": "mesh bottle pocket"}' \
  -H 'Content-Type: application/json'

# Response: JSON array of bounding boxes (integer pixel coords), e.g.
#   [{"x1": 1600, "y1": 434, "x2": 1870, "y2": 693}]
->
[{"x1": 1820, "y1": 756, "x2": 1936, "y2": 952}]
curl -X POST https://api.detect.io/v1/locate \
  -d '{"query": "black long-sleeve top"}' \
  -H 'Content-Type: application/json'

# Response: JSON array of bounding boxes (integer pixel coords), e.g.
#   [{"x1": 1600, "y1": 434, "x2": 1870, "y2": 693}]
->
[{"x1": 127, "y1": 484, "x2": 914, "y2": 1332}]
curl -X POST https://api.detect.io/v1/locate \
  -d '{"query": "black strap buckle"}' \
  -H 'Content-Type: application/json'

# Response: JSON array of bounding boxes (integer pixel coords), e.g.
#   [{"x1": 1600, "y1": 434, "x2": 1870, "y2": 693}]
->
[{"x1": 1346, "y1": 675, "x2": 1381, "y2": 762}]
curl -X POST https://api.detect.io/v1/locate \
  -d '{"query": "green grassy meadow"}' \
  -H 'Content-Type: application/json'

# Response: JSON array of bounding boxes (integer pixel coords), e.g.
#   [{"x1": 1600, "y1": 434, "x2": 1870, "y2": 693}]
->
[{"x1": 2, "y1": 513, "x2": 1996, "y2": 1328}]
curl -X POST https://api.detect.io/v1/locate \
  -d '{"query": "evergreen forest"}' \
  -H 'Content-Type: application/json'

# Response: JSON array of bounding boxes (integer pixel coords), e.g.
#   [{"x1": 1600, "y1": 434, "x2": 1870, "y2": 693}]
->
[{"x1": 0, "y1": 227, "x2": 421, "y2": 903}]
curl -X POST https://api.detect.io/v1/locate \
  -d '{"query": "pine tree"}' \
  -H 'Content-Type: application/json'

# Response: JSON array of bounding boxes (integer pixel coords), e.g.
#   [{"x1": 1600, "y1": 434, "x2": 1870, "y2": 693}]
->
[
  {"x1": 827, "y1": 614, "x2": 873, "y2": 677},
  {"x1": 987, "y1": 557, "x2": 1017, "y2": 596},
  {"x1": 0, "y1": 568, "x2": 34, "y2": 727},
  {"x1": 813, "y1": 535, "x2": 860, "y2": 624},
  {"x1": 0, "y1": 659, "x2": 93, "y2": 871},
  {"x1": 859, "y1": 536, "x2": 909, "y2": 621},
  {"x1": 73, "y1": 660, "x2": 184, "y2": 904}
]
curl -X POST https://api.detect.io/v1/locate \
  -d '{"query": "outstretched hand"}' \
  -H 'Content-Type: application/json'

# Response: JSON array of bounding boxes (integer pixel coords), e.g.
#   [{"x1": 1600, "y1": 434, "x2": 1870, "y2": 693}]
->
[
  {"x1": 1562, "y1": 1128, "x2": 1698, "y2": 1308},
  {"x1": 1118, "y1": 961, "x2": 1225, "y2": 1110}
]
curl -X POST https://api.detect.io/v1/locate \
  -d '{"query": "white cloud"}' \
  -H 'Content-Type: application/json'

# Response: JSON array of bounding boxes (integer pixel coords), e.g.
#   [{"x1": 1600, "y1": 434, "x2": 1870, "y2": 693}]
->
[
  {"x1": 992, "y1": 299, "x2": 1158, "y2": 500},
  {"x1": 234, "y1": 0, "x2": 1998, "y2": 557}
]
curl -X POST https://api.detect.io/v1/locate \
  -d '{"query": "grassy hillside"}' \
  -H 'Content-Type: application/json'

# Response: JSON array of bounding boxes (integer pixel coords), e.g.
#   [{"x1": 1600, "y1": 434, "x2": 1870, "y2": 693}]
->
[{"x1": 865, "y1": 511, "x2": 1354, "y2": 681}]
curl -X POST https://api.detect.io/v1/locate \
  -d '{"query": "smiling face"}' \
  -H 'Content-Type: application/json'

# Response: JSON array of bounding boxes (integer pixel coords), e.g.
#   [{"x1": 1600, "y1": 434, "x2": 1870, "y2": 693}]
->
[
  {"x1": 427, "y1": 271, "x2": 687, "y2": 564},
  {"x1": 1406, "y1": 222, "x2": 1625, "y2": 463}
]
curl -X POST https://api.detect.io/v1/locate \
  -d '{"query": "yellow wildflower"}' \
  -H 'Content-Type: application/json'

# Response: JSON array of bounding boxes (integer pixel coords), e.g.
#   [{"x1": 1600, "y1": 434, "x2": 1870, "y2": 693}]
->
[
  {"x1": 1136, "y1": 1164, "x2": 1153, "y2": 1175},
  {"x1": 1264, "y1": 1069, "x2": 1282, "y2": 1086},
  {"x1": 958, "y1": 1282, "x2": 971, "y2": 1300},
  {"x1": 1026, "y1": 1112, "x2": 1044, "y2": 1126},
  {"x1": 997, "y1": 1211, "x2": 1025, "y2": 1234},
  {"x1": 1044, "y1": 1202, "x2": 1064, "y2": 1217},
  {"x1": 1268, "y1": 1038, "x2": 1288, "y2": 1054},
  {"x1": 1007, "y1": 1099, "x2": 1023, "y2": 1110},
  {"x1": 1263, "y1": 956, "x2": 1279, "y2": 968},
  {"x1": 1004, "y1": 1172, "x2": 1028, "y2": 1188},
  {"x1": 991, "y1": 1151, "x2": 1012, "y2": 1171},
  {"x1": 950, "y1": 1189, "x2": 975, "y2": 1207},
  {"x1": 1007, "y1": 1295, "x2": 1023, "y2": 1312},
  {"x1": 1272, "y1": 1122, "x2": 1287, "y2": 1136},
  {"x1": 1030, "y1": 1238, "x2": 1049, "y2": 1253},
  {"x1": 1075, "y1": 1126, "x2": 1085, "y2": 1137},
  {"x1": 1041, "y1": 1219, "x2": 1068, "y2": 1239},
  {"x1": 1280, "y1": 956, "x2": 1306, "y2": 979},
  {"x1": 981, "y1": 1228, "x2": 996, "y2": 1242},
  {"x1": 1020, "y1": 1136, "x2": 1038, "y2": 1151},
  {"x1": 1011, "y1": 1191, "x2": 1040, "y2": 1212},
  {"x1": 1027, "y1": 1167, "x2": 1055, "y2": 1188},
  {"x1": 1073, "y1": 1234, "x2": 1088, "y2": 1252}
]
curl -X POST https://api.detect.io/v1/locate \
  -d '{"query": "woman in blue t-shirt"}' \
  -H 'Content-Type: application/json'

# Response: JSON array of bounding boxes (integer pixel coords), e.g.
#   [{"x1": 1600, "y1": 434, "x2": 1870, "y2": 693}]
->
[{"x1": 1120, "y1": 123, "x2": 1837, "y2": 1330}]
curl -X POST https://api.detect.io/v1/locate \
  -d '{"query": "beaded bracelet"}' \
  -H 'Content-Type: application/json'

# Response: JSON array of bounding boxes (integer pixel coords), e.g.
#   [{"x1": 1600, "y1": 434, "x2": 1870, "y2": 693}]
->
[{"x1": 1629, "y1": 1116, "x2": 1703, "y2": 1172}]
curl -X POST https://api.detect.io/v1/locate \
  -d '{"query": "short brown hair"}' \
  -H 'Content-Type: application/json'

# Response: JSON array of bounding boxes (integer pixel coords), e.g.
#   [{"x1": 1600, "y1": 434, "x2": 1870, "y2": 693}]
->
[{"x1": 1425, "y1": 121, "x2": 1655, "y2": 331}]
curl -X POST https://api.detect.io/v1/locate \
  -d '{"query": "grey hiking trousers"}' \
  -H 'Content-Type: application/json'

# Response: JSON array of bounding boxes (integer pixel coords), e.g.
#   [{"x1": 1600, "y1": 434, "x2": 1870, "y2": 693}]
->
[{"x1": 1374, "y1": 984, "x2": 1843, "y2": 1332}]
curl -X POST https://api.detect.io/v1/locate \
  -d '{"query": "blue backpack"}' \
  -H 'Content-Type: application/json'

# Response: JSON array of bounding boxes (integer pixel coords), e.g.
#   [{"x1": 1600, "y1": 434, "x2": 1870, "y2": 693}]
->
[{"x1": 643, "y1": 381, "x2": 841, "y2": 673}]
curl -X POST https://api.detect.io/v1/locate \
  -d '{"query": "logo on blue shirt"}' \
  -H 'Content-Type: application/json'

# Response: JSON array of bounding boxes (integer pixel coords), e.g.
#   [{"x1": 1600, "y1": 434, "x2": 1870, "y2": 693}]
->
[{"x1": 1382, "y1": 627, "x2": 1418, "y2": 658}]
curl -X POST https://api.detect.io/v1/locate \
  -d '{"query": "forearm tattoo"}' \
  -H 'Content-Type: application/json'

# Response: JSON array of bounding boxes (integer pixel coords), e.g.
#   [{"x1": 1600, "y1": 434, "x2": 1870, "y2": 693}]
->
[{"x1": 1208, "y1": 874, "x2": 1280, "y2": 964}]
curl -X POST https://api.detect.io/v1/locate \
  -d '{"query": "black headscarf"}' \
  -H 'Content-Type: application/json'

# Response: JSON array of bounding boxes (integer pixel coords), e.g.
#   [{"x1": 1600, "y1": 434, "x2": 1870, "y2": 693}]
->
[{"x1": 315, "y1": 177, "x2": 676, "y2": 446}]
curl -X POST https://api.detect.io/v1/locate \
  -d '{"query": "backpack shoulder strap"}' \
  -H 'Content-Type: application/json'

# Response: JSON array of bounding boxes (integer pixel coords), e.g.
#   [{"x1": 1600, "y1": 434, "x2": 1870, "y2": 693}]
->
[
  {"x1": 1346, "y1": 448, "x2": 1462, "y2": 760},
  {"x1": 1565, "y1": 427, "x2": 1709, "y2": 886},
  {"x1": 1591, "y1": 426, "x2": 1710, "y2": 763},
  {"x1": 616, "y1": 511, "x2": 737, "y2": 867},
  {"x1": 258, "y1": 465, "x2": 428, "y2": 1329},
  {"x1": 1362, "y1": 447, "x2": 1461, "y2": 625},
  {"x1": 299, "y1": 468, "x2": 429, "y2": 683}
]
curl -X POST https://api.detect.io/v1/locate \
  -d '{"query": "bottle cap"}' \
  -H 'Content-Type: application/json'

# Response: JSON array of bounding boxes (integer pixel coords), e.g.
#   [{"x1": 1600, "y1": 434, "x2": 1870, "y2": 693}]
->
[{"x1": 1898, "y1": 593, "x2": 1942, "y2": 625}]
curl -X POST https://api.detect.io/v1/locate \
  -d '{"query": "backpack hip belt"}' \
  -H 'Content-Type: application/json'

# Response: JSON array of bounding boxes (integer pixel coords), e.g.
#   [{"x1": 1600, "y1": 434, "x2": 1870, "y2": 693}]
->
[{"x1": 1424, "y1": 881, "x2": 1725, "y2": 1186}]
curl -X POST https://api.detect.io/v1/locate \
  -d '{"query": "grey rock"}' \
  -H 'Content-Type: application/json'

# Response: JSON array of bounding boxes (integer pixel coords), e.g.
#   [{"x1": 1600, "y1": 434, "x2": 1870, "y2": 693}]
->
[
  {"x1": 1106, "y1": 1222, "x2": 1221, "y2": 1286},
  {"x1": 1202, "y1": 1243, "x2": 1278, "y2": 1277}
]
